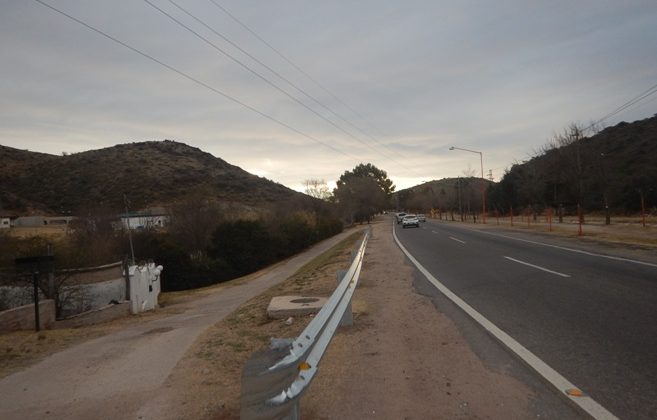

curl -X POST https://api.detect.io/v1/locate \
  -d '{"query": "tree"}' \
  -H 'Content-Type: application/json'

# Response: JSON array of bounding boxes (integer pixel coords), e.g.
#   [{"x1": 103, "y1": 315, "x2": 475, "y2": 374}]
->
[
  {"x1": 302, "y1": 178, "x2": 332, "y2": 201},
  {"x1": 333, "y1": 163, "x2": 394, "y2": 223},
  {"x1": 208, "y1": 220, "x2": 274, "y2": 276},
  {"x1": 462, "y1": 165, "x2": 476, "y2": 178},
  {"x1": 168, "y1": 195, "x2": 223, "y2": 256},
  {"x1": 335, "y1": 163, "x2": 395, "y2": 197}
]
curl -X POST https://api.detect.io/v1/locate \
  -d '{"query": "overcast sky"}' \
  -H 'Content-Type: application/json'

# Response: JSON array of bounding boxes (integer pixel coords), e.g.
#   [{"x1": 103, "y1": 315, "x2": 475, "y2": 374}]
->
[{"x1": 2, "y1": 1, "x2": 657, "y2": 192}]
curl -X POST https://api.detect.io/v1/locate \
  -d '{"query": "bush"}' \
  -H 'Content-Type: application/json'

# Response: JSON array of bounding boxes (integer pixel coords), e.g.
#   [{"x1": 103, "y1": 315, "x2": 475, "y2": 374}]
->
[
  {"x1": 124, "y1": 208, "x2": 344, "y2": 292},
  {"x1": 276, "y1": 215, "x2": 315, "y2": 257},
  {"x1": 208, "y1": 220, "x2": 275, "y2": 277}
]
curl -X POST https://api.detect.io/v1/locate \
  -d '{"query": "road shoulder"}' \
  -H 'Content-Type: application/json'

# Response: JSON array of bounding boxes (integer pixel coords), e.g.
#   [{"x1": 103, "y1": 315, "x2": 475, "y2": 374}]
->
[{"x1": 301, "y1": 217, "x2": 582, "y2": 419}]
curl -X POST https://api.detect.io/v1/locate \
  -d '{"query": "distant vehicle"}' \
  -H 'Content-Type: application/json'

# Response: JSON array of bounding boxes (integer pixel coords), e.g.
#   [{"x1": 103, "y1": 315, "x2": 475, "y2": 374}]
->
[
  {"x1": 396, "y1": 212, "x2": 407, "y2": 224},
  {"x1": 402, "y1": 214, "x2": 420, "y2": 228},
  {"x1": 417, "y1": 214, "x2": 426, "y2": 222}
]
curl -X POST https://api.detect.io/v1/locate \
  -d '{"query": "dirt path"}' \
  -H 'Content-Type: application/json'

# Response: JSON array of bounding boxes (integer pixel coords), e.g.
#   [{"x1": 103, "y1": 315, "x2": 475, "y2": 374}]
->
[
  {"x1": 301, "y1": 219, "x2": 582, "y2": 419},
  {"x1": 0, "y1": 227, "x2": 364, "y2": 420}
]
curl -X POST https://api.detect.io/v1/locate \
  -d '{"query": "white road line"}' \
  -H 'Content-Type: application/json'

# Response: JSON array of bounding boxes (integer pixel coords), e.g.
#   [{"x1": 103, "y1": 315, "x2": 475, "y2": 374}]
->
[
  {"x1": 449, "y1": 236, "x2": 466, "y2": 244},
  {"x1": 392, "y1": 224, "x2": 617, "y2": 420},
  {"x1": 477, "y1": 230, "x2": 657, "y2": 268},
  {"x1": 504, "y1": 256, "x2": 571, "y2": 278},
  {"x1": 432, "y1": 230, "x2": 439, "y2": 234}
]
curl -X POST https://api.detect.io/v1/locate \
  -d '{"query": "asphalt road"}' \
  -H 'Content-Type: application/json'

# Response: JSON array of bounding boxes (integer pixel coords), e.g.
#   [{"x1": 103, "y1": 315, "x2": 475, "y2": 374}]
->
[{"x1": 394, "y1": 218, "x2": 657, "y2": 420}]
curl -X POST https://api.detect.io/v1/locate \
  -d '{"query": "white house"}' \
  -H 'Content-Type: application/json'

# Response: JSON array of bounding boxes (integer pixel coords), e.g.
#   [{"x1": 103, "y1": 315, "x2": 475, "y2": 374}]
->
[{"x1": 118, "y1": 207, "x2": 169, "y2": 230}]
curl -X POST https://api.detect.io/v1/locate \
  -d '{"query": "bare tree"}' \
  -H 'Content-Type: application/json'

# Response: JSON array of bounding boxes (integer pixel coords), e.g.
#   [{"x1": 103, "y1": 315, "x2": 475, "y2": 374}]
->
[
  {"x1": 302, "y1": 178, "x2": 332, "y2": 201},
  {"x1": 168, "y1": 195, "x2": 223, "y2": 256},
  {"x1": 462, "y1": 165, "x2": 477, "y2": 178}
]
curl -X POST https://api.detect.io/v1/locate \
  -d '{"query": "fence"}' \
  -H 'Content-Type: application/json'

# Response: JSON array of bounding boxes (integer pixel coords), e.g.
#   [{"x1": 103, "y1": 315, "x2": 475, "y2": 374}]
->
[
  {"x1": 0, "y1": 261, "x2": 125, "y2": 317},
  {"x1": 240, "y1": 229, "x2": 370, "y2": 419}
]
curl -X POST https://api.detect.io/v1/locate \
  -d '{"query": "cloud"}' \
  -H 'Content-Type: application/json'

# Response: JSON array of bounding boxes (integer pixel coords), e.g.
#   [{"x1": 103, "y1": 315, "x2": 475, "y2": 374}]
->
[{"x1": 1, "y1": 1, "x2": 656, "y2": 193}]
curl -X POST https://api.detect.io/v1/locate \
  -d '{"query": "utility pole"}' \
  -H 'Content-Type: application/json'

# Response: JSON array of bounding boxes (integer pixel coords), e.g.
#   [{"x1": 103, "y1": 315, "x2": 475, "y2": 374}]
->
[{"x1": 124, "y1": 194, "x2": 136, "y2": 265}]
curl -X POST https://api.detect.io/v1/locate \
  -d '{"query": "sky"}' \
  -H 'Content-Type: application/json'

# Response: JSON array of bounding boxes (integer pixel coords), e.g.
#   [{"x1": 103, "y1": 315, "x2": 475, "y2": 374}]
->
[{"x1": 2, "y1": 1, "x2": 657, "y2": 193}]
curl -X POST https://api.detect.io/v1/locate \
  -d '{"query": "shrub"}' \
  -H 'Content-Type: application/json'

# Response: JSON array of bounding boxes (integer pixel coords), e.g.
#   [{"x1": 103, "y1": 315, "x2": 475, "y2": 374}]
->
[{"x1": 208, "y1": 220, "x2": 275, "y2": 277}]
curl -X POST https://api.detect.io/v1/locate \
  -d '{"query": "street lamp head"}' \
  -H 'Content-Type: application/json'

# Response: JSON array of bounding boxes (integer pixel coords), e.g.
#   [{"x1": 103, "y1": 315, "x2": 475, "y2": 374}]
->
[{"x1": 449, "y1": 146, "x2": 455, "y2": 150}]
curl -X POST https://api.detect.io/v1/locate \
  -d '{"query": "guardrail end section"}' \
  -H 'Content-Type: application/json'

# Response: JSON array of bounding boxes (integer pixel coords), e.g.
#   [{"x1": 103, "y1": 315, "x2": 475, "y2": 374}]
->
[{"x1": 240, "y1": 342, "x2": 301, "y2": 419}]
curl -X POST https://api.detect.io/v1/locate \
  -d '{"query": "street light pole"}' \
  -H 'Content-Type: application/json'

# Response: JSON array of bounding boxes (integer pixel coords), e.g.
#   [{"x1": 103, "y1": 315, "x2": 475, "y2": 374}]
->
[{"x1": 450, "y1": 146, "x2": 486, "y2": 224}]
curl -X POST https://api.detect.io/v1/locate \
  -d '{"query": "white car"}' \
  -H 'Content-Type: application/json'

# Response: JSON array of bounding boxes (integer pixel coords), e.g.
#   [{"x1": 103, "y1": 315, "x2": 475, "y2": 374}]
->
[
  {"x1": 417, "y1": 214, "x2": 426, "y2": 222},
  {"x1": 396, "y1": 212, "x2": 407, "y2": 224},
  {"x1": 402, "y1": 214, "x2": 420, "y2": 228}
]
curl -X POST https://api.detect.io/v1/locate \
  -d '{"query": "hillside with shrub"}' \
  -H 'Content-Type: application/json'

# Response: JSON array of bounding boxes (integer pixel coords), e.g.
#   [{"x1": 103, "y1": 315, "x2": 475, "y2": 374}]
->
[
  {"x1": 0, "y1": 140, "x2": 311, "y2": 214},
  {"x1": 396, "y1": 115, "x2": 657, "y2": 217},
  {"x1": 0, "y1": 140, "x2": 347, "y2": 295},
  {"x1": 395, "y1": 177, "x2": 493, "y2": 221},
  {"x1": 488, "y1": 115, "x2": 657, "y2": 215}
]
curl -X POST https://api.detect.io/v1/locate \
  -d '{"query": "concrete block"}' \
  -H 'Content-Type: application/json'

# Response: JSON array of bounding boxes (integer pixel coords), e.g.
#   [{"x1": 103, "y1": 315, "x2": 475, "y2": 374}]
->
[{"x1": 267, "y1": 296, "x2": 327, "y2": 319}]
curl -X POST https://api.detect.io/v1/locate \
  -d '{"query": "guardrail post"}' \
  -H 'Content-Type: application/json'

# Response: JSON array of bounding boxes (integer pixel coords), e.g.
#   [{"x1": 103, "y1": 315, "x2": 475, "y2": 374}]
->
[{"x1": 336, "y1": 269, "x2": 353, "y2": 326}]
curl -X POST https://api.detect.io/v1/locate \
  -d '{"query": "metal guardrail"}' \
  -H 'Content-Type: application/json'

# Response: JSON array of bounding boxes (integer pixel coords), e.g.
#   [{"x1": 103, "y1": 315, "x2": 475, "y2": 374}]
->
[{"x1": 240, "y1": 229, "x2": 370, "y2": 419}]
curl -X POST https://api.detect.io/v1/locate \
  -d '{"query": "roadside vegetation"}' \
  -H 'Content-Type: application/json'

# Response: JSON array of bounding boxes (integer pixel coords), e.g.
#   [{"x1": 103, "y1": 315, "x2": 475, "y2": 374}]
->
[
  {"x1": 0, "y1": 197, "x2": 343, "y2": 294},
  {"x1": 0, "y1": 226, "x2": 364, "y2": 405},
  {"x1": 158, "y1": 229, "x2": 365, "y2": 419},
  {"x1": 396, "y1": 116, "x2": 657, "y2": 224}
]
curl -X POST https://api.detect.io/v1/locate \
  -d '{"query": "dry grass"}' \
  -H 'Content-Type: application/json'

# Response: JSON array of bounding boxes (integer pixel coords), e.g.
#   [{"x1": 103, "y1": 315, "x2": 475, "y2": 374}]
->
[
  {"x1": 160, "y1": 230, "x2": 366, "y2": 419},
  {"x1": 459, "y1": 214, "x2": 657, "y2": 248},
  {"x1": 0, "y1": 309, "x2": 162, "y2": 379},
  {"x1": 7, "y1": 226, "x2": 70, "y2": 239},
  {"x1": 0, "y1": 227, "x2": 366, "y2": 419},
  {"x1": 0, "y1": 284, "x2": 226, "y2": 379}
]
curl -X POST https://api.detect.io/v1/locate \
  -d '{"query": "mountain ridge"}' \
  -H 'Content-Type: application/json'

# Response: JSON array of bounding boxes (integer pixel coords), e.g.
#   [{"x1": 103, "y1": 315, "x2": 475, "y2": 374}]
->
[{"x1": 0, "y1": 140, "x2": 310, "y2": 215}]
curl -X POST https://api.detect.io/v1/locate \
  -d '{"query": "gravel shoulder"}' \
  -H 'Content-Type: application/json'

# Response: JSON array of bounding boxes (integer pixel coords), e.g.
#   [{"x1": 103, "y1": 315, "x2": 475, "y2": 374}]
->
[{"x1": 301, "y1": 218, "x2": 582, "y2": 419}]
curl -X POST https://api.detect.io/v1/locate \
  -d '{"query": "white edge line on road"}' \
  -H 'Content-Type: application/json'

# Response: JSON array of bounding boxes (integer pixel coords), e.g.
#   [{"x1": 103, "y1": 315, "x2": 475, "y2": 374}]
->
[
  {"x1": 504, "y1": 256, "x2": 571, "y2": 278},
  {"x1": 477, "y1": 229, "x2": 657, "y2": 268},
  {"x1": 449, "y1": 236, "x2": 466, "y2": 244},
  {"x1": 392, "y1": 222, "x2": 618, "y2": 420}
]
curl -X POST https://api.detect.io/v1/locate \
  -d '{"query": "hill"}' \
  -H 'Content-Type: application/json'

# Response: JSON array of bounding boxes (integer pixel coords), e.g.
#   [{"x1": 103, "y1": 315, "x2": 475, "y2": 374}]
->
[
  {"x1": 489, "y1": 115, "x2": 657, "y2": 213},
  {"x1": 395, "y1": 115, "x2": 657, "y2": 215},
  {"x1": 395, "y1": 177, "x2": 493, "y2": 214},
  {"x1": 0, "y1": 140, "x2": 311, "y2": 215}
]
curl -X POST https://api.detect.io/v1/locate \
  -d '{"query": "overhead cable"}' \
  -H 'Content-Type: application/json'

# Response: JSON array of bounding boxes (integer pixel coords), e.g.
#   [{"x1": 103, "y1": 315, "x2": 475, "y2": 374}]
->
[
  {"x1": 143, "y1": 0, "x2": 413, "y2": 173},
  {"x1": 33, "y1": 0, "x2": 358, "y2": 161},
  {"x1": 585, "y1": 82, "x2": 657, "y2": 132},
  {"x1": 208, "y1": 0, "x2": 416, "y2": 163}
]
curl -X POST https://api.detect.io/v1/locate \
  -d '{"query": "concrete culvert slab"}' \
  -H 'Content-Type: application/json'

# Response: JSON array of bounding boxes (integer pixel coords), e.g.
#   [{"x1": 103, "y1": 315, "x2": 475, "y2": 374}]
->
[
  {"x1": 290, "y1": 298, "x2": 320, "y2": 304},
  {"x1": 267, "y1": 296, "x2": 327, "y2": 319}
]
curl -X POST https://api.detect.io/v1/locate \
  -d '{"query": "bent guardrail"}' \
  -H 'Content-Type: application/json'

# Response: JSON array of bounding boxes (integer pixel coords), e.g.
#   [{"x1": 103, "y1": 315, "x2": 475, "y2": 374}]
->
[{"x1": 240, "y1": 229, "x2": 370, "y2": 420}]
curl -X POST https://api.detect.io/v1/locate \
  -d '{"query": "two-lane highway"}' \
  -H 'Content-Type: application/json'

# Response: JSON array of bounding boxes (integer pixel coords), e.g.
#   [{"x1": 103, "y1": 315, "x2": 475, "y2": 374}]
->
[{"x1": 394, "y1": 218, "x2": 657, "y2": 420}]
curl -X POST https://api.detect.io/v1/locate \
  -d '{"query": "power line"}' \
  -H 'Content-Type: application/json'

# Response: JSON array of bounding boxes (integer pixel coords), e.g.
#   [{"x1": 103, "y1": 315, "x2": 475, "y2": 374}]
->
[
  {"x1": 143, "y1": 0, "x2": 414, "y2": 174},
  {"x1": 585, "y1": 82, "x2": 657, "y2": 132},
  {"x1": 207, "y1": 0, "x2": 415, "y2": 163},
  {"x1": 167, "y1": 0, "x2": 375, "y2": 150},
  {"x1": 33, "y1": 0, "x2": 358, "y2": 161}
]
